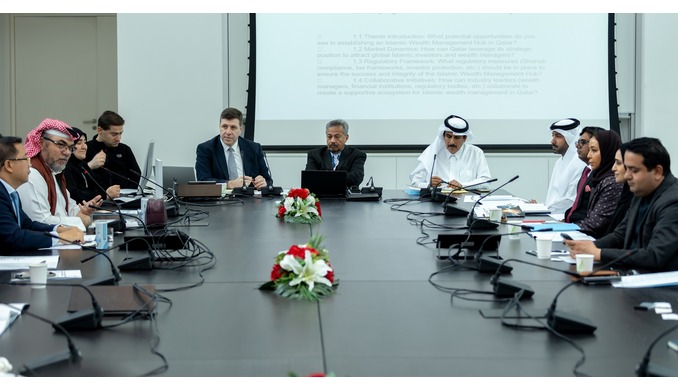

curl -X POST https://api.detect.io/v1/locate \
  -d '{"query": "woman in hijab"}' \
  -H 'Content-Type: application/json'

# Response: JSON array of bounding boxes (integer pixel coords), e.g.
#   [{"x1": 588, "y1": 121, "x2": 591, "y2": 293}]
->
[
  {"x1": 604, "y1": 143, "x2": 633, "y2": 235},
  {"x1": 575, "y1": 129, "x2": 623, "y2": 238},
  {"x1": 64, "y1": 127, "x2": 120, "y2": 204}
]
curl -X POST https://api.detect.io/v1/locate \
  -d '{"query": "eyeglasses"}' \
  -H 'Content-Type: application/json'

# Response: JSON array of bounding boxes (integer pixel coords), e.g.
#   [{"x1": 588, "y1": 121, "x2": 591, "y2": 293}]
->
[
  {"x1": 8, "y1": 157, "x2": 30, "y2": 162},
  {"x1": 576, "y1": 139, "x2": 589, "y2": 147},
  {"x1": 42, "y1": 136, "x2": 75, "y2": 153}
]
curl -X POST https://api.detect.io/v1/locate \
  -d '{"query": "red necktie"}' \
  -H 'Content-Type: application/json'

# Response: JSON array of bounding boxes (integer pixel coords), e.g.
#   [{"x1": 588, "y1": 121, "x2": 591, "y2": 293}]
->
[{"x1": 565, "y1": 167, "x2": 591, "y2": 222}]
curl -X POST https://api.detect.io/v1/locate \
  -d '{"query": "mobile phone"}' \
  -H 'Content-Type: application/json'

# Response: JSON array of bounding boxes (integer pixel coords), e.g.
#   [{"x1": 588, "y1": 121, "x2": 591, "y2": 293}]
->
[
  {"x1": 669, "y1": 339, "x2": 678, "y2": 352},
  {"x1": 560, "y1": 233, "x2": 574, "y2": 240},
  {"x1": 581, "y1": 275, "x2": 622, "y2": 285}
]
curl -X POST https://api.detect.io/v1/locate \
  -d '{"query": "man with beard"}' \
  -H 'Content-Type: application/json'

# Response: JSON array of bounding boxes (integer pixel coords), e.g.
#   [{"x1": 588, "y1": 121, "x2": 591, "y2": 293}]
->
[
  {"x1": 543, "y1": 118, "x2": 587, "y2": 214},
  {"x1": 17, "y1": 118, "x2": 102, "y2": 231},
  {"x1": 410, "y1": 114, "x2": 491, "y2": 190}
]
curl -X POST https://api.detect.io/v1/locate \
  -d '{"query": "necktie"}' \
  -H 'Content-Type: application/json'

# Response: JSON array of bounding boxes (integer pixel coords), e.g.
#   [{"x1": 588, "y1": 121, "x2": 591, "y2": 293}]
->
[
  {"x1": 10, "y1": 191, "x2": 21, "y2": 226},
  {"x1": 565, "y1": 167, "x2": 591, "y2": 222},
  {"x1": 332, "y1": 154, "x2": 339, "y2": 170},
  {"x1": 227, "y1": 147, "x2": 238, "y2": 180}
]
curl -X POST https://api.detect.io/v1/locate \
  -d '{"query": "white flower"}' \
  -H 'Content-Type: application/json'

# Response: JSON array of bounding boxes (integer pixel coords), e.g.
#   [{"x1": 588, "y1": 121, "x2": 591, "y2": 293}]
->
[
  {"x1": 283, "y1": 197, "x2": 295, "y2": 210},
  {"x1": 0, "y1": 357, "x2": 13, "y2": 373},
  {"x1": 279, "y1": 249, "x2": 332, "y2": 291}
]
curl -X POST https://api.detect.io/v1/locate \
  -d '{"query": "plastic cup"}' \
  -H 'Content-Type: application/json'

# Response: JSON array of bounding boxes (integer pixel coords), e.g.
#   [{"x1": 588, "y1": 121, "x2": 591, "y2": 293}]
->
[
  {"x1": 489, "y1": 209, "x2": 502, "y2": 222},
  {"x1": 28, "y1": 262, "x2": 48, "y2": 289},
  {"x1": 508, "y1": 224, "x2": 522, "y2": 240},
  {"x1": 535, "y1": 236, "x2": 553, "y2": 259},
  {"x1": 576, "y1": 254, "x2": 595, "y2": 273}
]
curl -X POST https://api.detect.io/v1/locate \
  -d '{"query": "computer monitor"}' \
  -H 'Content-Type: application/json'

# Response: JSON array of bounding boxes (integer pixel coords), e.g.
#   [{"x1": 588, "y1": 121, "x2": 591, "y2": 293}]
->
[{"x1": 139, "y1": 140, "x2": 155, "y2": 191}]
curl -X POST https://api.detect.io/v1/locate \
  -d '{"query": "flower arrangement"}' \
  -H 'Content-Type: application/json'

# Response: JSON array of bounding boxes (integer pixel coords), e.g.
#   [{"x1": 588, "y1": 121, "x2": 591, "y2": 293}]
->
[
  {"x1": 260, "y1": 235, "x2": 337, "y2": 301},
  {"x1": 276, "y1": 188, "x2": 322, "y2": 224}
]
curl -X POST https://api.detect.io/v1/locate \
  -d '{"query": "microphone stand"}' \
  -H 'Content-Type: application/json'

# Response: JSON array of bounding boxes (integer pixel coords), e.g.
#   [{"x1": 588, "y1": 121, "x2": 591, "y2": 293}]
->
[
  {"x1": 261, "y1": 152, "x2": 282, "y2": 197},
  {"x1": 1, "y1": 303, "x2": 82, "y2": 376},
  {"x1": 102, "y1": 166, "x2": 144, "y2": 196},
  {"x1": 47, "y1": 233, "x2": 123, "y2": 285},
  {"x1": 544, "y1": 249, "x2": 638, "y2": 334},
  {"x1": 442, "y1": 177, "x2": 499, "y2": 215},
  {"x1": 636, "y1": 322, "x2": 678, "y2": 376},
  {"x1": 82, "y1": 167, "x2": 126, "y2": 232},
  {"x1": 466, "y1": 175, "x2": 519, "y2": 230}
]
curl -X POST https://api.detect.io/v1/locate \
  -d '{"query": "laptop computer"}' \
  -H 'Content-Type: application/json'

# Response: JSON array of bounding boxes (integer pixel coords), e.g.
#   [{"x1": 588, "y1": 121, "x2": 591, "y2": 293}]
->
[
  {"x1": 301, "y1": 170, "x2": 347, "y2": 198},
  {"x1": 163, "y1": 166, "x2": 196, "y2": 191}
]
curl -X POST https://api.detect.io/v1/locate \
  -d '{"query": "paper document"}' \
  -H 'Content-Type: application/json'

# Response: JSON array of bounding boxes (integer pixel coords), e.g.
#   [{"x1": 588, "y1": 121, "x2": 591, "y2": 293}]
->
[
  {"x1": 0, "y1": 255, "x2": 59, "y2": 270},
  {"x1": 0, "y1": 303, "x2": 27, "y2": 336},
  {"x1": 612, "y1": 271, "x2": 678, "y2": 288}
]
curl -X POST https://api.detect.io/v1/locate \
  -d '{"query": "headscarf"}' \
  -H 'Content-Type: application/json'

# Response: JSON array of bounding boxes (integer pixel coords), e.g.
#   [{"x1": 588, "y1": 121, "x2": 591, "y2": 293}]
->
[
  {"x1": 416, "y1": 114, "x2": 473, "y2": 173},
  {"x1": 24, "y1": 118, "x2": 77, "y2": 215},
  {"x1": 589, "y1": 129, "x2": 622, "y2": 187}
]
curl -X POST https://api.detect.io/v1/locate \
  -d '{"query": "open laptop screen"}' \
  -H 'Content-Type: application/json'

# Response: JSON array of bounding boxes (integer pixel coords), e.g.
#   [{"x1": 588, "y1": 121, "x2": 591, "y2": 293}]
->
[{"x1": 301, "y1": 170, "x2": 347, "y2": 198}]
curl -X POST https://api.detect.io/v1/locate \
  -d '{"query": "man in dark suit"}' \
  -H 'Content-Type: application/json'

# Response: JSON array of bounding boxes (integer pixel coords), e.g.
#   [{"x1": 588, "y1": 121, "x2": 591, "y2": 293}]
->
[
  {"x1": 565, "y1": 137, "x2": 678, "y2": 272},
  {"x1": 305, "y1": 119, "x2": 366, "y2": 187},
  {"x1": 0, "y1": 136, "x2": 83, "y2": 253},
  {"x1": 195, "y1": 107, "x2": 271, "y2": 190}
]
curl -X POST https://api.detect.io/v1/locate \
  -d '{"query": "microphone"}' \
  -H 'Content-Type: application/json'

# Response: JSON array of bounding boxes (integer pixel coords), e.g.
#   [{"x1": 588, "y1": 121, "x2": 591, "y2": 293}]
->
[
  {"x1": 82, "y1": 167, "x2": 126, "y2": 232},
  {"x1": 1, "y1": 303, "x2": 82, "y2": 376},
  {"x1": 102, "y1": 166, "x2": 144, "y2": 196},
  {"x1": 545, "y1": 249, "x2": 638, "y2": 334},
  {"x1": 442, "y1": 177, "x2": 499, "y2": 213},
  {"x1": 6, "y1": 281, "x2": 104, "y2": 331},
  {"x1": 465, "y1": 175, "x2": 519, "y2": 229},
  {"x1": 419, "y1": 154, "x2": 437, "y2": 199},
  {"x1": 471, "y1": 228, "x2": 534, "y2": 274},
  {"x1": 46, "y1": 233, "x2": 123, "y2": 284},
  {"x1": 261, "y1": 152, "x2": 282, "y2": 196},
  {"x1": 636, "y1": 322, "x2": 678, "y2": 376},
  {"x1": 487, "y1": 254, "x2": 580, "y2": 300}
]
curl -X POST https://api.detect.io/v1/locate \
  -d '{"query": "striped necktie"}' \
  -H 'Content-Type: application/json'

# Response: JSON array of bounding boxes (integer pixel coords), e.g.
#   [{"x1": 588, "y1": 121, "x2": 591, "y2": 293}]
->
[{"x1": 227, "y1": 147, "x2": 238, "y2": 180}]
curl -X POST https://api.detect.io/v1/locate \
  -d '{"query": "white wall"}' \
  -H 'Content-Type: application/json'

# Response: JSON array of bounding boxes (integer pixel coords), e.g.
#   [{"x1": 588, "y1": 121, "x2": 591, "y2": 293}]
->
[
  {"x1": 117, "y1": 14, "x2": 226, "y2": 168},
  {"x1": 636, "y1": 14, "x2": 678, "y2": 162}
]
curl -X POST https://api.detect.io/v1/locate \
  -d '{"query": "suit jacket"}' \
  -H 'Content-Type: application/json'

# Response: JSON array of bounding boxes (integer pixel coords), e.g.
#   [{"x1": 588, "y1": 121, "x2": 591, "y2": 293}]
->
[
  {"x1": 596, "y1": 173, "x2": 678, "y2": 271},
  {"x1": 0, "y1": 183, "x2": 55, "y2": 253},
  {"x1": 195, "y1": 136, "x2": 272, "y2": 185},
  {"x1": 305, "y1": 145, "x2": 367, "y2": 187}
]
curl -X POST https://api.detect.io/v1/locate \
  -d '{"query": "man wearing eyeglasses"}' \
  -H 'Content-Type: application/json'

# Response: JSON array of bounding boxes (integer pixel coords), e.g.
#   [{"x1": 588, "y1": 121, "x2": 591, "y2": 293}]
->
[
  {"x1": 16, "y1": 118, "x2": 102, "y2": 231},
  {"x1": 85, "y1": 110, "x2": 141, "y2": 192},
  {"x1": 0, "y1": 135, "x2": 84, "y2": 252},
  {"x1": 563, "y1": 126, "x2": 605, "y2": 223}
]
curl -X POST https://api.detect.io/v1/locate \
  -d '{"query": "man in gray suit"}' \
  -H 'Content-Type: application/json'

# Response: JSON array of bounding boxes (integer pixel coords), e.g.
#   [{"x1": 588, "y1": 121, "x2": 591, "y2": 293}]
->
[{"x1": 565, "y1": 137, "x2": 678, "y2": 272}]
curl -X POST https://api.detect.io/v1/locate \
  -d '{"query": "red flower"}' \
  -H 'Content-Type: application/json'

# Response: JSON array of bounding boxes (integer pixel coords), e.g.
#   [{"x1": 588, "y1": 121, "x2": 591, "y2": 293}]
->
[
  {"x1": 287, "y1": 245, "x2": 306, "y2": 258},
  {"x1": 277, "y1": 206, "x2": 286, "y2": 218},
  {"x1": 271, "y1": 264, "x2": 283, "y2": 280},
  {"x1": 308, "y1": 373, "x2": 327, "y2": 377},
  {"x1": 289, "y1": 188, "x2": 310, "y2": 200},
  {"x1": 326, "y1": 270, "x2": 334, "y2": 284},
  {"x1": 315, "y1": 202, "x2": 322, "y2": 217},
  {"x1": 307, "y1": 247, "x2": 318, "y2": 255}
]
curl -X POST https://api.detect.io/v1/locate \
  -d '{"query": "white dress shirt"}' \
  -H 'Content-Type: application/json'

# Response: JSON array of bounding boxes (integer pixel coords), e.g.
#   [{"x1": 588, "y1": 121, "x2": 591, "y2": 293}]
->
[
  {"x1": 17, "y1": 167, "x2": 86, "y2": 231},
  {"x1": 410, "y1": 143, "x2": 492, "y2": 189}
]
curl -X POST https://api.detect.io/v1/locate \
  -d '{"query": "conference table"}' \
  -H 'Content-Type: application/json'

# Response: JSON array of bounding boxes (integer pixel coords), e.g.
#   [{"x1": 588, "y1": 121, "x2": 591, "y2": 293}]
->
[{"x1": 1, "y1": 190, "x2": 677, "y2": 377}]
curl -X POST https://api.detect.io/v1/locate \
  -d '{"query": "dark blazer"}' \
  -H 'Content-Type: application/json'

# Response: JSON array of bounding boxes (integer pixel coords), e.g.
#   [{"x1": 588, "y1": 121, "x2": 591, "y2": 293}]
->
[
  {"x1": 195, "y1": 136, "x2": 272, "y2": 185},
  {"x1": 0, "y1": 182, "x2": 55, "y2": 253},
  {"x1": 596, "y1": 173, "x2": 678, "y2": 271},
  {"x1": 305, "y1": 145, "x2": 367, "y2": 187},
  {"x1": 64, "y1": 158, "x2": 105, "y2": 204}
]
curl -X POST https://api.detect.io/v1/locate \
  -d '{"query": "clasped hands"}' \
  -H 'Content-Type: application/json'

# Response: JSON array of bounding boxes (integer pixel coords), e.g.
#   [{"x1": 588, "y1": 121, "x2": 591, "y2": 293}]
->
[{"x1": 228, "y1": 175, "x2": 267, "y2": 190}]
